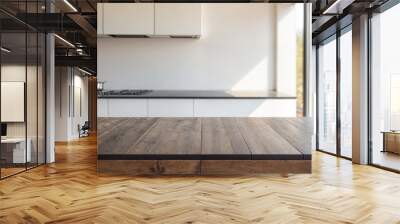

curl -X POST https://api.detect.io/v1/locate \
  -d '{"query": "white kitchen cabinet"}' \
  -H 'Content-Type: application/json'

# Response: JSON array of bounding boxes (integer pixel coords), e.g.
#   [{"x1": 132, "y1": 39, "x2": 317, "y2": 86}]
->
[
  {"x1": 155, "y1": 3, "x2": 202, "y2": 36},
  {"x1": 97, "y1": 99, "x2": 109, "y2": 117},
  {"x1": 103, "y1": 3, "x2": 154, "y2": 35},
  {"x1": 108, "y1": 99, "x2": 148, "y2": 117},
  {"x1": 148, "y1": 99, "x2": 194, "y2": 117},
  {"x1": 98, "y1": 98, "x2": 296, "y2": 118},
  {"x1": 97, "y1": 3, "x2": 104, "y2": 35},
  {"x1": 194, "y1": 99, "x2": 297, "y2": 117}
]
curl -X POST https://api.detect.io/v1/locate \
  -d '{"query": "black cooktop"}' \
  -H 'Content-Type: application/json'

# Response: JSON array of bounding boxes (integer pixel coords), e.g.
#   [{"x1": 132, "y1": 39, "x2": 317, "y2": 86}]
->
[
  {"x1": 98, "y1": 90, "x2": 296, "y2": 99},
  {"x1": 100, "y1": 89, "x2": 153, "y2": 96}
]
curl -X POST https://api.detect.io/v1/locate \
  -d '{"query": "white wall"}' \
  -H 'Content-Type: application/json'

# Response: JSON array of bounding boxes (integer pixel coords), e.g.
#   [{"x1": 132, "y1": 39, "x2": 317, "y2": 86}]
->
[
  {"x1": 1, "y1": 65, "x2": 38, "y2": 138},
  {"x1": 55, "y1": 67, "x2": 70, "y2": 141},
  {"x1": 71, "y1": 74, "x2": 89, "y2": 138},
  {"x1": 55, "y1": 67, "x2": 89, "y2": 141},
  {"x1": 1, "y1": 64, "x2": 46, "y2": 164},
  {"x1": 276, "y1": 4, "x2": 298, "y2": 96},
  {"x1": 98, "y1": 3, "x2": 285, "y2": 91}
]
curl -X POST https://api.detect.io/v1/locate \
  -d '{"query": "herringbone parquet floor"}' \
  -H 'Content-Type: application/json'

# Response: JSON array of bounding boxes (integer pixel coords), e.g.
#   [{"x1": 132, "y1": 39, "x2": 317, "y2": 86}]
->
[{"x1": 1, "y1": 135, "x2": 400, "y2": 224}]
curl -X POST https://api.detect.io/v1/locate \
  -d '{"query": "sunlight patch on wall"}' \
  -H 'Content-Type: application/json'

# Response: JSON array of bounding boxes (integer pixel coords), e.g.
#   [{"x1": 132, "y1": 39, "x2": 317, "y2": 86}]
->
[{"x1": 231, "y1": 58, "x2": 269, "y2": 91}]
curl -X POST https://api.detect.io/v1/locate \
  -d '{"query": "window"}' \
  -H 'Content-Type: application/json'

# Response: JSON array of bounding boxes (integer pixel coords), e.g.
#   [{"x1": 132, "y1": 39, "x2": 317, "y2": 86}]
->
[
  {"x1": 340, "y1": 29, "x2": 352, "y2": 158},
  {"x1": 370, "y1": 3, "x2": 400, "y2": 171},
  {"x1": 317, "y1": 36, "x2": 337, "y2": 154},
  {"x1": 316, "y1": 27, "x2": 353, "y2": 159}
]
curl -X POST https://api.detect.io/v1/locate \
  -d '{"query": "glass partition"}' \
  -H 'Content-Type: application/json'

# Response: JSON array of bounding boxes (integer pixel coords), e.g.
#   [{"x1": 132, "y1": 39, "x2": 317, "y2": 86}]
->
[
  {"x1": 27, "y1": 31, "x2": 38, "y2": 169},
  {"x1": 38, "y1": 32, "x2": 46, "y2": 165},
  {"x1": 1, "y1": 31, "x2": 28, "y2": 177},
  {"x1": 0, "y1": 1, "x2": 46, "y2": 179}
]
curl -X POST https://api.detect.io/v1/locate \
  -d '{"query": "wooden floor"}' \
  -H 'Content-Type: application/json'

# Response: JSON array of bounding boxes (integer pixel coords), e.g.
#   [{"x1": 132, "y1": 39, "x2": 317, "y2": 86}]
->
[
  {"x1": 373, "y1": 151, "x2": 400, "y2": 171},
  {"x1": 1, "y1": 136, "x2": 400, "y2": 223},
  {"x1": 0, "y1": 167, "x2": 26, "y2": 178}
]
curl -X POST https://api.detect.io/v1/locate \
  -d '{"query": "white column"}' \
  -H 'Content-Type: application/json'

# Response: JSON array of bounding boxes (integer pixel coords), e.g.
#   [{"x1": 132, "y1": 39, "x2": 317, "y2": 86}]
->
[
  {"x1": 352, "y1": 14, "x2": 369, "y2": 164},
  {"x1": 46, "y1": 33, "x2": 56, "y2": 163}
]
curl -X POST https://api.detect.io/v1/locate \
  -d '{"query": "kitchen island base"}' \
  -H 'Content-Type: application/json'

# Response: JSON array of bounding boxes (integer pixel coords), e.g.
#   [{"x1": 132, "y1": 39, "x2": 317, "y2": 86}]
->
[{"x1": 98, "y1": 160, "x2": 311, "y2": 175}]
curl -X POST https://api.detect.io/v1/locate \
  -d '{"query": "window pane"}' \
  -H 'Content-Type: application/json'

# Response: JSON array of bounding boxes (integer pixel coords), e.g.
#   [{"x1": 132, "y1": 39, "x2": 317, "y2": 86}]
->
[
  {"x1": 27, "y1": 31, "x2": 38, "y2": 169},
  {"x1": 340, "y1": 29, "x2": 352, "y2": 158},
  {"x1": 318, "y1": 37, "x2": 337, "y2": 154},
  {"x1": 1, "y1": 31, "x2": 28, "y2": 177},
  {"x1": 38, "y1": 33, "x2": 46, "y2": 165}
]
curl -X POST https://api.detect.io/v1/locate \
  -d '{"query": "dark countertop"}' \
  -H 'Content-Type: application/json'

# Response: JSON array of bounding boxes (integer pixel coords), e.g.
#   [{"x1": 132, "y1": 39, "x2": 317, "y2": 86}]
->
[{"x1": 97, "y1": 90, "x2": 296, "y2": 99}]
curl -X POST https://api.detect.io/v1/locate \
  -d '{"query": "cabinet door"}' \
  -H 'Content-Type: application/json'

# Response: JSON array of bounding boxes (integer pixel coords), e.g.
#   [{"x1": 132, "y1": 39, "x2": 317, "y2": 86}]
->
[
  {"x1": 108, "y1": 99, "x2": 148, "y2": 117},
  {"x1": 155, "y1": 3, "x2": 202, "y2": 36},
  {"x1": 194, "y1": 99, "x2": 297, "y2": 117},
  {"x1": 103, "y1": 3, "x2": 154, "y2": 35},
  {"x1": 97, "y1": 3, "x2": 104, "y2": 35},
  {"x1": 97, "y1": 99, "x2": 109, "y2": 117},
  {"x1": 148, "y1": 99, "x2": 194, "y2": 117}
]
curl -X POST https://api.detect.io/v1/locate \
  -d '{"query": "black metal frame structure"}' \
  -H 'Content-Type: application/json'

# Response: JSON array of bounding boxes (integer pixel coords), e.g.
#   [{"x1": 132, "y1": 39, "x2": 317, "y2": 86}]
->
[
  {"x1": 315, "y1": 23, "x2": 352, "y2": 161},
  {"x1": 0, "y1": 0, "x2": 48, "y2": 180}
]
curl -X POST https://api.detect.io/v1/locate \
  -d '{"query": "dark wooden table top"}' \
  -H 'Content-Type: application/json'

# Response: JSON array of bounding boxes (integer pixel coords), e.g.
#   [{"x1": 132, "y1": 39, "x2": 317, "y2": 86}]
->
[{"x1": 98, "y1": 117, "x2": 312, "y2": 160}]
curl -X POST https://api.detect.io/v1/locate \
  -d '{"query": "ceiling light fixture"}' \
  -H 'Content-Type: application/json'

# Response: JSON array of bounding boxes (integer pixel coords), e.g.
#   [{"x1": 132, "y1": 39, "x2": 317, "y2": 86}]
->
[
  {"x1": 63, "y1": 0, "x2": 78, "y2": 12},
  {"x1": 322, "y1": 0, "x2": 355, "y2": 15},
  {"x1": 78, "y1": 67, "x2": 93, "y2": 76},
  {"x1": 1, "y1": 47, "x2": 11, "y2": 53},
  {"x1": 54, "y1": 34, "x2": 75, "y2": 48},
  {"x1": 322, "y1": 0, "x2": 343, "y2": 14}
]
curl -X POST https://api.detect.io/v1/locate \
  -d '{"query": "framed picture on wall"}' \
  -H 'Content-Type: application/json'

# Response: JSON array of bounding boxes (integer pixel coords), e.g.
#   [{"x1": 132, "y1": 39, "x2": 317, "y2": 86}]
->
[{"x1": 1, "y1": 81, "x2": 25, "y2": 122}]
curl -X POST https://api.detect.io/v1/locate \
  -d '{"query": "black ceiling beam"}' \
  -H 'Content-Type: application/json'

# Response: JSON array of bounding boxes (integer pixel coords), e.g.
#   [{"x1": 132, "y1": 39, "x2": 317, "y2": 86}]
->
[
  {"x1": 55, "y1": 55, "x2": 96, "y2": 71},
  {"x1": 14, "y1": 13, "x2": 83, "y2": 32},
  {"x1": 311, "y1": 0, "x2": 385, "y2": 44},
  {"x1": 322, "y1": 0, "x2": 355, "y2": 14},
  {"x1": 0, "y1": 18, "x2": 28, "y2": 32},
  {"x1": 312, "y1": 15, "x2": 335, "y2": 33},
  {"x1": 67, "y1": 13, "x2": 97, "y2": 39},
  {"x1": 373, "y1": 0, "x2": 400, "y2": 12}
]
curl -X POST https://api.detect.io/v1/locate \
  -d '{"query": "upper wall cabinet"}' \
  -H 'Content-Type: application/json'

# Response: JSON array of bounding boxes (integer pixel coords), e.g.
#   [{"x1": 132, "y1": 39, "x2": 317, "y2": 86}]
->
[
  {"x1": 155, "y1": 3, "x2": 202, "y2": 37},
  {"x1": 102, "y1": 3, "x2": 155, "y2": 35}
]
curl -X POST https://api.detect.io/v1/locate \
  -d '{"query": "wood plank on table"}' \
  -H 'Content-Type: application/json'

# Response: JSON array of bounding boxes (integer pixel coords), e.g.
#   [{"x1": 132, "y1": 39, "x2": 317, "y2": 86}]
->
[
  {"x1": 131, "y1": 118, "x2": 202, "y2": 155},
  {"x1": 236, "y1": 118, "x2": 303, "y2": 159},
  {"x1": 263, "y1": 118, "x2": 312, "y2": 155},
  {"x1": 98, "y1": 118, "x2": 159, "y2": 154},
  {"x1": 97, "y1": 118, "x2": 127, "y2": 139},
  {"x1": 201, "y1": 118, "x2": 251, "y2": 159},
  {"x1": 284, "y1": 117, "x2": 313, "y2": 134}
]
